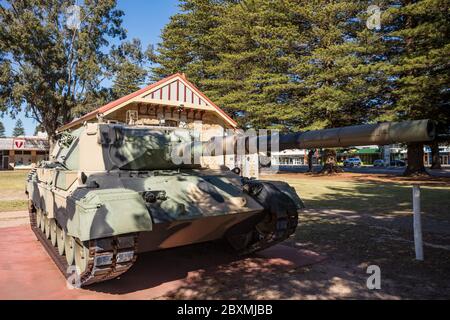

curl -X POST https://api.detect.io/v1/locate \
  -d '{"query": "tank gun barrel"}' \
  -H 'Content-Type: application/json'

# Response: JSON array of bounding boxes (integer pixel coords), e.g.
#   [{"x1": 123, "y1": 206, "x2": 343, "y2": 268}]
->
[
  {"x1": 276, "y1": 119, "x2": 436, "y2": 150},
  {"x1": 177, "y1": 120, "x2": 436, "y2": 158}
]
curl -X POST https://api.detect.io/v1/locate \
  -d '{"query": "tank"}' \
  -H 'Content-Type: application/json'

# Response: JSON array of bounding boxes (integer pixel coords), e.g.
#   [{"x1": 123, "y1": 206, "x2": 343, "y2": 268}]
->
[{"x1": 26, "y1": 119, "x2": 435, "y2": 287}]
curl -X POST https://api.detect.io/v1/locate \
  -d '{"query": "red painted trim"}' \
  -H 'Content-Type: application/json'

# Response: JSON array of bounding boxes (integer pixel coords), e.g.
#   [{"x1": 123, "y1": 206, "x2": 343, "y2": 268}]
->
[
  {"x1": 181, "y1": 77, "x2": 238, "y2": 127},
  {"x1": 184, "y1": 84, "x2": 187, "y2": 103},
  {"x1": 176, "y1": 81, "x2": 180, "y2": 101},
  {"x1": 168, "y1": 83, "x2": 171, "y2": 100},
  {"x1": 57, "y1": 73, "x2": 237, "y2": 131}
]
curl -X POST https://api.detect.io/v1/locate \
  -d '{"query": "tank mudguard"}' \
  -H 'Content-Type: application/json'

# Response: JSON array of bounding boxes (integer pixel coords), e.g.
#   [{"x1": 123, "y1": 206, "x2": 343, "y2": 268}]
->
[
  {"x1": 65, "y1": 188, "x2": 152, "y2": 241},
  {"x1": 257, "y1": 180, "x2": 306, "y2": 210}
]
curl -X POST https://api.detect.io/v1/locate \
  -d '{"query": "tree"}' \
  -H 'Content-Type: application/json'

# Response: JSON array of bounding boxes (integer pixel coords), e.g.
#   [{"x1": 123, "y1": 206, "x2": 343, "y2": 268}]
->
[
  {"x1": 307, "y1": 149, "x2": 315, "y2": 173},
  {"x1": 287, "y1": 1, "x2": 381, "y2": 174},
  {"x1": 378, "y1": 1, "x2": 450, "y2": 175},
  {"x1": 12, "y1": 119, "x2": 25, "y2": 137},
  {"x1": 34, "y1": 124, "x2": 45, "y2": 136},
  {"x1": 152, "y1": 0, "x2": 449, "y2": 176},
  {"x1": 150, "y1": 0, "x2": 243, "y2": 119},
  {"x1": 150, "y1": 0, "x2": 232, "y2": 81},
  {"x1": 429, "y1": 141, "x2": 441, "y2": 170},
  {"x1": 110, "y1": 39, "x2": 149, "y2": 99},
  {"x1": 0, "y1": 121, "x2": 5, "y2": 137},
  {"x1": 0, "y1": 0, "x2": 127, "y2": 145}
]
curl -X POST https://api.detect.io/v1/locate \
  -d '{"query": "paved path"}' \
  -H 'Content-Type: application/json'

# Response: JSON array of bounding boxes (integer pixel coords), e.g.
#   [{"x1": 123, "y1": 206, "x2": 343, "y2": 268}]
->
[
  {"x1": 0, "y1": 222, "x2": 325, "y2": 300},
  {"x1": 0, "y1": 211, "x2": 29, "y2": 228}
]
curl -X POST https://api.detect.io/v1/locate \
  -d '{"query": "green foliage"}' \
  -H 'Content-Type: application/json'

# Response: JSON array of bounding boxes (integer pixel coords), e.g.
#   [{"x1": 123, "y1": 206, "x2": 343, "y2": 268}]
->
[
  {"x1": 110, "y1": 38, "x2": 149, "y2": 99},
  {"x1": 0, "y1": 0, "x2": 128, "y2": 140},
  {"x1": 0, "y1": 121, "x2": 5, "y2": 137},
  {"x1": 152, "y1": 0, "x2": 449, "y2": 135},
  {"x1": 12, "y1": 119, "x2": 25, "y2": 137},
  {"x1": 380, "y1": 0, "x2": 450, "y2": 130},
  {"x1": 34, "y1": 123, "x2": 44, "y2": 136}
]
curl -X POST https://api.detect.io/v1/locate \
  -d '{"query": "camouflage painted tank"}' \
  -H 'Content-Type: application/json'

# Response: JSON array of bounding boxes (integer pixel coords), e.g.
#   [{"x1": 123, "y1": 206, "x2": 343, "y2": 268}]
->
[{"x1": 26, "y1": 119, "x2": 435, "y2": 286}]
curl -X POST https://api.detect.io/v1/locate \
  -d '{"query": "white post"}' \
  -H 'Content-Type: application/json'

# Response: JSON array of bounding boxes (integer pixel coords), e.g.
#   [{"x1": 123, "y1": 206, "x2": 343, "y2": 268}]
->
[{"x1": 413, "y1": 185, "x2": 424, "y2": 261}]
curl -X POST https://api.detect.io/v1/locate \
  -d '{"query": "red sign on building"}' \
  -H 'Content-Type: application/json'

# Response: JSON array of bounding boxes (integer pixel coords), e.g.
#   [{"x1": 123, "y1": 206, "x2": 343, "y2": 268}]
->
[{"x1": 13, "y1": 139, "x2": 25, "y2": 150}]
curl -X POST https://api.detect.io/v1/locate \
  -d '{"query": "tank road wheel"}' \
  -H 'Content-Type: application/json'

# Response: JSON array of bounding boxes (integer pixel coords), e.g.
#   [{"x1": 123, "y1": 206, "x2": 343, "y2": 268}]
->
[
  {"x1": 75, "y1": 241, "x2": 90, "y2": 275},
  {"x1": 36, "y1": 209, "x2": 42, "y2": 229},
  {"x1": 45, "y1": 216, "x2": 51, "y2": 239},
  {"x1": 40, "y1": 214, "x2": 46, "y2": 233},
  {"x1": 65, "y1": 235, "x2": 76, "y2": 265},
  {"x1": 50, "y1": 219, "x2": 57, "y2": 246},
  {"x1": 56, "y1": 226, "x2": 66, "y2": 255}
]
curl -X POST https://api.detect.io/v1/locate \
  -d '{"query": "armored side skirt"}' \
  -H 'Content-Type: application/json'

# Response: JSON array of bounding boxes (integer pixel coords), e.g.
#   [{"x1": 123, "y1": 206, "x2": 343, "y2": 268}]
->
[{"x1": 137, "y1": 210, "x2": 259, "y2": 253}]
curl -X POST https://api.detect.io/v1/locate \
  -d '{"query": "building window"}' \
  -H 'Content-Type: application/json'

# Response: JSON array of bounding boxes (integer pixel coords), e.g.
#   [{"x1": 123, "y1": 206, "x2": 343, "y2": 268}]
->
[{"x1": 165, "y1": 120, "x2": 178, "y2": 127}]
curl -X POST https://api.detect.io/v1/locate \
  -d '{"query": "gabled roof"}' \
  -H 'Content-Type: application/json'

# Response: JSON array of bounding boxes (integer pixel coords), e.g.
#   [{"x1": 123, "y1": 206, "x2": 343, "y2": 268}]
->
[{"x1": 58, "y1": 73, "x2": 237, "y2": 132}]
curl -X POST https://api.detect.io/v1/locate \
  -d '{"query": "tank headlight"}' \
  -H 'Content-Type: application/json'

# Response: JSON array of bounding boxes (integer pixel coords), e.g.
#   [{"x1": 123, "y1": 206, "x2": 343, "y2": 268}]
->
[
  {"x1": 94, "y1": 253, "x2": 113, "y2": 267},
  {"x1": 117, "y1": 251, "x2": 134, "y2": 263}
]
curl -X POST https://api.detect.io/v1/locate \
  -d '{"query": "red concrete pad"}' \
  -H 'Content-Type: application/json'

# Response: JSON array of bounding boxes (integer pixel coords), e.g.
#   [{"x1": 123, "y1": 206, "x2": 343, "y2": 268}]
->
[{"x1": 0, "y1": 225, "x2": 325, "y2": 300}]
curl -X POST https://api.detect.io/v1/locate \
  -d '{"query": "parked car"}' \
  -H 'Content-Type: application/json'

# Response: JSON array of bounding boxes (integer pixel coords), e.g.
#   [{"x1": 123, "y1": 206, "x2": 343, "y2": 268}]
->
[
  {"x1": 343, "y1": 158, "x2": 362, "y2": 167},
  {"x1": 390, "y1": 160, "x2": 406, "y2": 167},
  {"x1": 373, "y1": 159, "x2": 385, "y2": 167}
]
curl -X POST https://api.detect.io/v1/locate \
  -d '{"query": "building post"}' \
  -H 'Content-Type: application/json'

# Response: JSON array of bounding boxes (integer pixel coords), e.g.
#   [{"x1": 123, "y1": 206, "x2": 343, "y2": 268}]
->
[
  {"x1": 8, "y1": 150, "x2": 15, "y2": 168},
  {"x1": 31, "y1": 150, "x2": 37, "y2": 165}
]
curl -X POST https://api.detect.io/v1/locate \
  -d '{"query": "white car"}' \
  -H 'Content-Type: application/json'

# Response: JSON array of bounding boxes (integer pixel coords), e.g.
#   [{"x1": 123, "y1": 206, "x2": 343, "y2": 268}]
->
[{"x1": 343, "y1": 158, "x2": 362, "y2": 167}]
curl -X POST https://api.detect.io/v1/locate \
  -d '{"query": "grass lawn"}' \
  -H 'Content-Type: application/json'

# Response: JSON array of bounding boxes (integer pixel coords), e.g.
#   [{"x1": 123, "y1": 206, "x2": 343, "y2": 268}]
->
[
  {"x1": 0, "y1": 200, "x2": 28, "y2": 212},
  {"x1": 272, "y1": 175, "x2": 450, "y2": 221},
  {"x1": 263, "y1": 173, "x2": 450, "y2": 298},
  {"x1": 0, "y1": 171, "x2": 29, "y2": 212}
]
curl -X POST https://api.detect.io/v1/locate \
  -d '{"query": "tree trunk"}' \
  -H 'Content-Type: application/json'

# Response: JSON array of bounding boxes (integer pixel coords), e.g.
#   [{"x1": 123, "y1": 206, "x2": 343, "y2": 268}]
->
[
  {"x1": 307, "y1": 149, "x2": 315, "y2": 173},
  {"x1": 319, "y1": 149, "x2": 343, "y2": 174},
  {"x1": 430, "y1": 141, "x2": 441, "y2": 170},
  {"x1": 403, "y1": 142, "x2": 428, "y2": 176},
  {"x1": 48, "y1": 134, "x2": 58, "y2": 156}
]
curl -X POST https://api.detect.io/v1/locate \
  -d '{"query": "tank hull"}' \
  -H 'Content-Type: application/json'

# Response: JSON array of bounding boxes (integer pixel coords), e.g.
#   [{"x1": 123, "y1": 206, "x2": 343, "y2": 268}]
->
[{"x1": 136, "y1": 211, "x2": 260, "y2": 253}]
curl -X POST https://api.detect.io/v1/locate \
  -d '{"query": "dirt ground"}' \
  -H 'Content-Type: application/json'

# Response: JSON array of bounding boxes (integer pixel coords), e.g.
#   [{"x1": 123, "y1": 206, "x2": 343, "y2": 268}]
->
[{"x1": 1, "y1": 172, "x2": 449, "y2": 299}]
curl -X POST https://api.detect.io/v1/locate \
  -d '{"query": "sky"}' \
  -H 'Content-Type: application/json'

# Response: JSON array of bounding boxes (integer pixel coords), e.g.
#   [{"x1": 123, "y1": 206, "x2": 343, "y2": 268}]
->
[{"x1": 1, "y1": 0, "x2": 180, "y2": 136}]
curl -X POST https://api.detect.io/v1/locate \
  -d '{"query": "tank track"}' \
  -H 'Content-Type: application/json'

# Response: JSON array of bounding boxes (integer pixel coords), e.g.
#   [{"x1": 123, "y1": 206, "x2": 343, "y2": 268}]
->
[
  {"x1": 28, "y1": 202, "x2": 138, "y2": 287},
  {"x1": 238, "y1": 207, "x2": 299, "y2": 255},
  {"x1": 233, "y1": 181, "x2": 300, "y2": 256}
]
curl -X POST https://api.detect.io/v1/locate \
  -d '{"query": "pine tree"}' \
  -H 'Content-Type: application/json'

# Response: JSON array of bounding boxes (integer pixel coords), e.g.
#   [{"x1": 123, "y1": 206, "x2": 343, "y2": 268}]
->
[
  {"x1": 152, "y1": 0, "x2": 449, "y2": 176},
  {"x1": 111, "y1": 39, "x2": 149, "y2": 99},
  {"x1": 12, "y1": 119, "x2": 25, "y2": 137},
  {"x1": 152, "y1": 0, "x2": 379, "y2": 132},
  {"x1": 379, "y1": 0, "x2": 450, "y2": 175},
  {"x1": 202, "y1": 0, "x2": 309, "y2": 129},
  {"x1": 34, "y1": 124, "x2": 45, "y2": 136},
  {"x1": 0, "y1": 121, "x2": 5, "y2": 137},
  {"x1": 150, "y1": 0, "x2": 237, "y2": 93}
]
